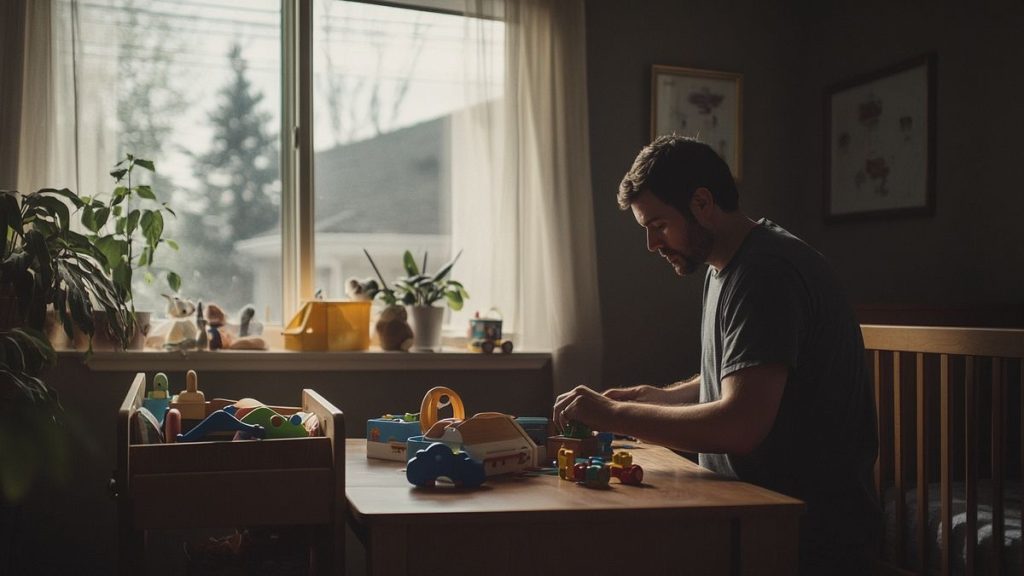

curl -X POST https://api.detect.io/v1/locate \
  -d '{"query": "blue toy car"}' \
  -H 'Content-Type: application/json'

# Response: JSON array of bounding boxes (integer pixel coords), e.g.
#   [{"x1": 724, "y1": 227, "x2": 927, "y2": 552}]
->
[{"x1": 406, "y1": 442, "x2": 486, "y2": 488}]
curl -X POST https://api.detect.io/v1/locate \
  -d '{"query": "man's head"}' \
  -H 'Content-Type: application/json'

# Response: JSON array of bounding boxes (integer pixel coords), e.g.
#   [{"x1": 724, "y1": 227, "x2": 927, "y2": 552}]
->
[{"x1": 617, "y1": 136, "x2": 739, "y2": 275}]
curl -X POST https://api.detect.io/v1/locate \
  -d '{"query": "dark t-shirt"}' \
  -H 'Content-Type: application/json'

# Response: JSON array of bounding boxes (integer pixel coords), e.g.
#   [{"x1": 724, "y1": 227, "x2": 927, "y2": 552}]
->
[{"x1": 698, "y1": 219, "x2": 879, "y2": 574}]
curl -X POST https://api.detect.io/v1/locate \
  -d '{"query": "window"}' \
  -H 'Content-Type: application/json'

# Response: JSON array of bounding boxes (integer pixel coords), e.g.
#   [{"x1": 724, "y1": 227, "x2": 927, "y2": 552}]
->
[
  {"x1": 75, "y1": 0, "x2": 283, "y2": 320},
  {"x1": 74, "y1": 0, "x2": 505, "y2": 330}
]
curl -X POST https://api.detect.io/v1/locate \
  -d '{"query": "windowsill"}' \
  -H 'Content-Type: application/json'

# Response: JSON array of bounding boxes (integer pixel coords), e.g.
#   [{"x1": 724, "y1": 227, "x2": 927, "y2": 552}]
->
[{"x1": 60, "y1": 347, "x2": 552, "y2": 372}]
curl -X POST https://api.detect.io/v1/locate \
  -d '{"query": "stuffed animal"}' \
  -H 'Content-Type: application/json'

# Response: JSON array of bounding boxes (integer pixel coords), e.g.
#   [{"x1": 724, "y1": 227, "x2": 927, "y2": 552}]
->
[
  {"x1": 145, "y1": 294, "x2": 199, "y2": 350},
  {"x1": 345, "y1": 277, "x2": 380, "y2": 301},
  {"x1": 205, "y1": 303, "x2": 267, "y2": 350},
  {"x1": 376, "y1": 305, "x2": 414, "y2": 352}
]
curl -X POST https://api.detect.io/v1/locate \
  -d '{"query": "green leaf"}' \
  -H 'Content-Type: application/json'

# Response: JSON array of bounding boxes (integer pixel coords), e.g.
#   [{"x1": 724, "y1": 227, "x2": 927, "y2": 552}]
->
[
  {"x1": 167, "y1": 271, "x2": 181, "y2": 292},
  {"x1": 110, "y1": 168, "x2": 128, "y2": 181},
  {"x1": 135, "y1": 159, "x2": 155, "y2": 172},
  {"x1": 431, "y1": 249, "x2": 463, "y2": 283},
  {"x1": 112, "y1": 261, "x2": 132, "y2": 297},
  {"x1": 126, "y1": 209, "x2": 140, "y2": 236},
  {"x1": 80, "y1": 206, "x2": 99, "y2": 233},
  {"x1": 38, "y1": 187, "x2": 84, "y2": 209},
  {"x1": 113, "y1": 186, "x2": 129, "y2": 199},
  {"x1": 402, "y1": 250, "x2": 419, "y2": 276},
  {"x1": 445, "y1": 291, "x2": 464, "y2": 311},
  {"x1": 135, "y1": 185, "x2": 156, "y2": 200},
  {"x1": 144, "y1": 211, "x2": 164, "y2": 248},
  {"x1": 94, "y1": 236, "x2": 128, "y2": 269},
  {"x1": 137, "y1": 246, "x2": 150, "y2": 267},
  {"x1": 93, "y1": 207, "x2": 110, "y2": 230},
  {"x1": 166, "y1": 239, "x2": 179, "y2": 251},
  {"x1": 143, "y1": 271, "x2": 154, "y2": 284}
]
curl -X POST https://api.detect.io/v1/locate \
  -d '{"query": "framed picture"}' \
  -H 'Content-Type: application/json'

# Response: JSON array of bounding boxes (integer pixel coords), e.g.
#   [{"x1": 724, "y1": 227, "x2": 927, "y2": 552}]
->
[
  {"x1": 824, "y1": 54, "x2": 936, "y2": 222},
  {"x1": 651, "y1": 65, "x2": 743, "y2": 181}
]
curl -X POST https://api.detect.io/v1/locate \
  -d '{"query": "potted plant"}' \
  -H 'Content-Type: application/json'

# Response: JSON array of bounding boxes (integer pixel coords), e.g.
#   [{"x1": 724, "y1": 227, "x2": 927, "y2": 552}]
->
[
  {"x1": 77, "y1": 154, "x2": 180, "y2": 349},
  {"x1": 1, "y1": 187, "x2": 133, "y2": 351},
  {"x1": 0, "y1": 327, "x2": 64, "y2": 504},
  {"x1": 393, "y1": 250, "x2": 468, "y2": 352}
]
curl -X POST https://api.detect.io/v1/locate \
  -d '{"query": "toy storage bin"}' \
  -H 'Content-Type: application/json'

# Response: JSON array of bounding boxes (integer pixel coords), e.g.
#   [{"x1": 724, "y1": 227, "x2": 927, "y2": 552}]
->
[
  {"x1": 112, "y1": 373, "x2": 346, "y2": 575},
  {"x1": 283, "y1": 300, "x2": 371, "y2": 351}
]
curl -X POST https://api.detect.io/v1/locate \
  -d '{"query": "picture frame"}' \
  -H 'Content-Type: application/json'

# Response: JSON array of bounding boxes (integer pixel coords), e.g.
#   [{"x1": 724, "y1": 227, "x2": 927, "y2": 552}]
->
[
  {"x1": 651, "y1": 65, "x2": 743, "y2": 181},
  {"x1": 824, "y1": 54, "x2": 936, "y2": 222}
]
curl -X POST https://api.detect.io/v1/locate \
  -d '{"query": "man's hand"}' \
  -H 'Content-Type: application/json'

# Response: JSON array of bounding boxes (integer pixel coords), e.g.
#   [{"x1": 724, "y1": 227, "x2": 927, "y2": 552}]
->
[{"x1": 552, "y1": 385, "x2": 617, "y2": 431}]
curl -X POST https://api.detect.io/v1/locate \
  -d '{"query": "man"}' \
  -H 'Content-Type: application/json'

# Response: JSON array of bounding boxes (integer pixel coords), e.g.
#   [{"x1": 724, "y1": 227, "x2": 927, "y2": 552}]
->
[{"x1": 553, "y1": 135, "x2": 879, "y2": 575}]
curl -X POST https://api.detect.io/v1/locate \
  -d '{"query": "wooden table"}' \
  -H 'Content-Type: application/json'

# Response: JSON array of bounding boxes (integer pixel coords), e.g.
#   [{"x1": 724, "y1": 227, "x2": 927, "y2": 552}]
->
[{"x1": 346, "y1": 439, "x2": 803, "y2": 576}]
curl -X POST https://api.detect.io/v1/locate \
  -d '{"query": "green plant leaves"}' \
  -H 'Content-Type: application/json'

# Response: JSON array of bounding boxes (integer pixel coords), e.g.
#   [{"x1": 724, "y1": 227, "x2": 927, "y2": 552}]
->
[
  {"x1": 402, "y1": 250, "x2": 419, "y2": 276},
  {"x1": 167, "y1": 271, "x2": 181, "y2": 292}
]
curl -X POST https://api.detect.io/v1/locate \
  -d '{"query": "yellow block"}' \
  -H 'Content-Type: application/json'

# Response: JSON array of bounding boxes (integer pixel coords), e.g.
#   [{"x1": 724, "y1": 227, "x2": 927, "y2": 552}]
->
[{"x1": 283, "y1": 300, "x2": 371, "y2": 351}]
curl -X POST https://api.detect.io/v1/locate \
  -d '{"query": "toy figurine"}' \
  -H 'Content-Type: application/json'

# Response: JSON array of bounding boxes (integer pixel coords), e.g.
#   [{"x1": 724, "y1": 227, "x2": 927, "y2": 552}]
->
[
  {"x1": 375, "y1": 305, "x2": 414, "y2": 351},
  {"x1": 145, "y1": 294, "x2": 200, "y2": 350}
]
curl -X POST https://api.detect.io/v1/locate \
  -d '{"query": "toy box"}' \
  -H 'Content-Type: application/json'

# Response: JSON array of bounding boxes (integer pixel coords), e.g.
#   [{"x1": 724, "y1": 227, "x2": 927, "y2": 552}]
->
[
  {"x1": 366, "y1": 417, "x2": 422, "y2": 461},
  {"x1": 283, "y1": 300, "x2": 371, "y2": 351},
  {"x1": 113, "y1": 372, "x2": 345, "y2": 572}
]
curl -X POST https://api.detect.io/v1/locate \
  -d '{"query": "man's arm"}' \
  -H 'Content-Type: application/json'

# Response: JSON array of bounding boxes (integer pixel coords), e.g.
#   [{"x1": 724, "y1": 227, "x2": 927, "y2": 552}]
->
[
  {"x1": 556, "y1": 364, "x2": 786, "y2": 454},
  {"x1": 602, "y1": 373, "x2": 701, "y2": 405}
]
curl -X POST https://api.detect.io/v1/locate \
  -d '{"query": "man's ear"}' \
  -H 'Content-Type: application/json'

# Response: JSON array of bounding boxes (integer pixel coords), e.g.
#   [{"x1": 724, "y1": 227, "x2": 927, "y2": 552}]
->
[{"x1": 690, "y1": 187, "x2": 715, "y2": 225}]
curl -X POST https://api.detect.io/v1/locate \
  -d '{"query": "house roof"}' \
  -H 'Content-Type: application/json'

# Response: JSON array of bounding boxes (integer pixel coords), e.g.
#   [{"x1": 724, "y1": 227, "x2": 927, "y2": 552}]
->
[{"x1": 312, "y1": 116, "x2": 450, "y2": 235}]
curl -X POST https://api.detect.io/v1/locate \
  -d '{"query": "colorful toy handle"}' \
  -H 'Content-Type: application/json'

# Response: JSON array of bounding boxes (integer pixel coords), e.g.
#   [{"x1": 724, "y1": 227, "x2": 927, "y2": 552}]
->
[{"x1": 419, "y1": 386, "x2": 466, "y2": 434}]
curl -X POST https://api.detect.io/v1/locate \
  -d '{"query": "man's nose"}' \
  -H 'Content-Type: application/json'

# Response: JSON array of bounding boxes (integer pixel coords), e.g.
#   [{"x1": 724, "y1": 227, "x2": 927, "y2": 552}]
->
[{"x1": 646, "y1": 229, "x2": 660, "y2": 252}]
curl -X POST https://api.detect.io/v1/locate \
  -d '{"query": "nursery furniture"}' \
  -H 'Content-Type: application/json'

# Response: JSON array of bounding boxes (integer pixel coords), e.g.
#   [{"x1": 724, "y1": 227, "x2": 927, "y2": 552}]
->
[
  {"x1": 345, "y1": 438, "x2": 803, "y2": 576},
  {"x1": 113, "y1": 373, "x2": 346, "y2": 575},
  {"x1": 864, "y1": 324, "x2": 1024, "y2": 576}
]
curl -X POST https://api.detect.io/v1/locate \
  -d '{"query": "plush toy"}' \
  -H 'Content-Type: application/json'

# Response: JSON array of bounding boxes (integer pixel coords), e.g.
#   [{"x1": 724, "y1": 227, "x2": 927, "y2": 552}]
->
[
  {"x1": 376, "y1": 305, "x2": 414, "y2": 352},
  {"x1": 205, "y1": 303, "x2": 267, "y2": 350},
  {"x1": 345, "y1": 278, "x2": 379, "y2": 301},
  {"x1": 145, "y1": 294, "x2": 199, "y2": 350}
]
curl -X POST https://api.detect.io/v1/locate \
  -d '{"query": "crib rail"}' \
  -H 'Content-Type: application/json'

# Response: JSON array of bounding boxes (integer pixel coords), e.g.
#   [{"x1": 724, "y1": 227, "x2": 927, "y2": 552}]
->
[{"x1": 862, "y1": 325, "x2": 1024, "y2": 576}]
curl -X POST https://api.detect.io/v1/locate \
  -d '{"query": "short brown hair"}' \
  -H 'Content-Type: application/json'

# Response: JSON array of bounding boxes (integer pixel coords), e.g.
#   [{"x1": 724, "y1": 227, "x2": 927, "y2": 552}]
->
[{"x1": 617, "y1": 135, "x2": 739, "y2": 214}]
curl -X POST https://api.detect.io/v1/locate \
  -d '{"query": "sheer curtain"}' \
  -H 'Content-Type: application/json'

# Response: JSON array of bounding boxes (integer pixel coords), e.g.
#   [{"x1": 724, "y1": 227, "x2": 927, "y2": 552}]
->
[
  {"x1": 17, "y1": 0, "x2": 118, "y2": 199},
  {"x1": 451, "y1": 0, "x2": 602, "y2": 393}
]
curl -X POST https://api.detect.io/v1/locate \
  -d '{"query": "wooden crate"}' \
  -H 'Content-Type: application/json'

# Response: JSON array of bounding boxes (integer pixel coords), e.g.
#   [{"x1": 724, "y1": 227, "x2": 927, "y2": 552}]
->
[{"x1": 113, "y1": 373, "x2": 345, "y2": 575}]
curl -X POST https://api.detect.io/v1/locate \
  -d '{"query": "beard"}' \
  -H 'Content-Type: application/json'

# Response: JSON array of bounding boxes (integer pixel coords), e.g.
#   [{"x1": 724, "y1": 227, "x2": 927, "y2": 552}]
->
[{"x1": 661, "y1": 222, "x2": 714, "y2": 276}]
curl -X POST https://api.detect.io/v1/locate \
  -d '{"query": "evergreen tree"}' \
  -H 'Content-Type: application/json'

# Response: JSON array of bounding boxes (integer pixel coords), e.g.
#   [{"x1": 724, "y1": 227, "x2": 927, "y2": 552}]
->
[{"x1": 182, "y1": 42, "x2": 279, "y2": 309}]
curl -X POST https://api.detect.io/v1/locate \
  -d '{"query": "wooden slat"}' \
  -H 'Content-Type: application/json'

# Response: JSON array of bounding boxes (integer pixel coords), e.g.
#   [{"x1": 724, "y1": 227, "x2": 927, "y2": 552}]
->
[
  {"x1": 916, "y1": 352, "x2": 928, "y2": 575},
  {"x1": 965, "y1": 356, "x2": 978, "y2": 576},
  {"x1": 1019, "y1": 360, "x2": 1023, "y2": 576},
  {"x1": 992, "y1": 357, "x2": 1005, "y2": 576},
  {"x1": 874, "y1": 350, "x2": 883, "y2": 501},
  {"x1": 862, "y1": 325, "x2": 1024, "y2": 359},
  {"x1": 894, "y1": 351, "x2": 906, "y2": 565},
  {"x1": 940, "y1": 354, "x2": 952, "y2": 576},
  {"x1": 129, "y1": 436, "x2": 333, "y2": 475}
]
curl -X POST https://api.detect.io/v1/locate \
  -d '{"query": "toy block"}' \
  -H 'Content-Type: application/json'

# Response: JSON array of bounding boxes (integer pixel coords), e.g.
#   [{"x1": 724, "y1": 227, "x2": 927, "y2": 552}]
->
[
  {"x1": 177, "y1": 410, "x2": 265, "y2": 443},
  {"x1": 546, "y1": 435, "x2": 600, "y2": 463}
]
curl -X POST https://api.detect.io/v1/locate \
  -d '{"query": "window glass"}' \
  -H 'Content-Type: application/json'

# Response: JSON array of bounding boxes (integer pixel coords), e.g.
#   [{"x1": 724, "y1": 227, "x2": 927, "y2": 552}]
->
[
  {"x1": 79, "y1": 0, "x2": 282, "y2": 322},
  {"x1": 310, "y1": 0, "x2": 504, "y2": 326}
]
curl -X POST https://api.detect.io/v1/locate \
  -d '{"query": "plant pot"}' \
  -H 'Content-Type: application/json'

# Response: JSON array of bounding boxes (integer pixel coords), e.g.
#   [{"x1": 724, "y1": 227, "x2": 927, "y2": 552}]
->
[
  {"x1": 46, "y1": 310, "x2": 151, "y2": 351},
  {"x1": 407, "y1": 306, "x2": 445, "y2": 352}
]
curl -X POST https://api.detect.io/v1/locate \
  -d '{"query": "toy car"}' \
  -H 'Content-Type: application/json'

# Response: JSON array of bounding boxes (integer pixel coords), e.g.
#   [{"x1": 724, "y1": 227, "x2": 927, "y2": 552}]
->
[
  {"x1": 406, "y1": 442, "x2": 486, "y2": 488},
  {"x1": 468, "y1": 316, "x2": 514, "y2": 354}
]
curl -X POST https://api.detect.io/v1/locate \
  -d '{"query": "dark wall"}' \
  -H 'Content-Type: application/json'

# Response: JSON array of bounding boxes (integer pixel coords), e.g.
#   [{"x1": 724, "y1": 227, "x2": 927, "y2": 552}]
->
[
  {"x1": 587, "y1": 1, "x2": 1024, "y2": 389},
  {"x1": 795, "y1": 0, "x2": 1024, "y2": 310},
  {"x1": 586, "y1": 0, "x2": 806, "y2": 388}
]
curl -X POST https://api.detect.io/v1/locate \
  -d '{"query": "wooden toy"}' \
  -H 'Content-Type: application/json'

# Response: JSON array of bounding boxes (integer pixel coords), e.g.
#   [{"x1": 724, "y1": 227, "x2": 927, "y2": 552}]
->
[
  {"x1": 407, "y1": 387, "x2": 538, "y2": 476},
  {"x1": 610, "y1": 451, "x2": 644, "y2": 486},
  {"x1": 237, "y1": 406, "x2": 308, "y2": 439},
  {"x1": 170, "y1": 370, "x2": 206, "y2": 420},
  {"x1": 406, "y1": 442, "x2": 485, "y2": 488},
  {"x1": 176, "y1": 410, "x2": 266, "y2": 443},
  {"x1": 142, "y1": 372, "x2": 171, "y2": 425},
  {"x1": 164, "y1": 408, "x2": 181, "y2": 443},
  {"x1": 366, "y1": 414, "x2": 422, "y2": 461},
  {"x1": 467, "y1": 314, "x2": 513, "y2": 354}
]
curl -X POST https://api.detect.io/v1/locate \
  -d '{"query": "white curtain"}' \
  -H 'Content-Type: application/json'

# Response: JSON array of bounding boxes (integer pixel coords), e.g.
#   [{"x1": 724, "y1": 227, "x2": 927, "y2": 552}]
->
[
  {"x1": 18, "y1": 0, "x2": 118, "y2": 199},
  {"x1": 451, "y1": 0, "x2": 603, "y2": 393}
]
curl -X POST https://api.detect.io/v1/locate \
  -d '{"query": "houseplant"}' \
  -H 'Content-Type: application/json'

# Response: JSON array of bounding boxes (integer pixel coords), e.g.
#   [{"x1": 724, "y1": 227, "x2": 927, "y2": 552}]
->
[
  {"x1": 77, "y1": 154, "x2": 180, "y2": 348},
  {"x1": 393, "y1": 250, "x2": 468, "y2": 351},
  {"x1": 1, "y1": 187, "x2": 133, "y2": 350}
]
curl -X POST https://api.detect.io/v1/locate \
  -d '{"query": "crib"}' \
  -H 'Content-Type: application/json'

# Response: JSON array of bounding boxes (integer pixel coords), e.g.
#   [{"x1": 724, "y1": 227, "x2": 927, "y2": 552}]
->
[{"x1": 863, "y1": 324, "x2": 1024, "y2": 576}]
